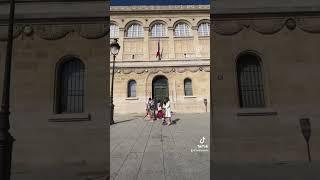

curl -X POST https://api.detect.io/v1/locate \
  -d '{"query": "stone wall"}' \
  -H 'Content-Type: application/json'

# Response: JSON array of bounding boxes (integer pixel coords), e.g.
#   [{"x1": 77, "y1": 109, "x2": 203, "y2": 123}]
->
[
  {"x1": 0, "y1": 1, "x2": 109, "y2": 178},
  {"x1": 113, "y1": 66, "x2": 210, "y2": 114},
  {"x1": 111, "y1": 5, "x2": 211, "y2": 113},
  {"x1": 211, "y1": 15, "x2": 320, "y2": 162}
]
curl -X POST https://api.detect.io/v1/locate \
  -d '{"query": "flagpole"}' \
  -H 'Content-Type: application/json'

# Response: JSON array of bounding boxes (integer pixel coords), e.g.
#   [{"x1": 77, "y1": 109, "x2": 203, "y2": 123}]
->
[{"x1": 158, "y1": 38, "x2": 160, "y2": 61}]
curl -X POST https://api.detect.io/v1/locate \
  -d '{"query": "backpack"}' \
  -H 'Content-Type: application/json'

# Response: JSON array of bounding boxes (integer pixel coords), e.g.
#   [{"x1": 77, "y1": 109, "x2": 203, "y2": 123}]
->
[{"x1": 150, "y1": 100, "x2": 156, "y2": 110}]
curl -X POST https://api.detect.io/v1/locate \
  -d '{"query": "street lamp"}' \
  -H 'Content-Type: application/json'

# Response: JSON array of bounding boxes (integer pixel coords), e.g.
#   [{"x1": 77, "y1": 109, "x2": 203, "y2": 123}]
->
[
  {"x1": 0, "y1": 0, "x2": 15, "y2": 179},
  {"x1": 110, "y1": 39, "x2": 120, "y2": 125},
  {"x1": 299, "y1": 118, "x2": 312, "y2": 162}
]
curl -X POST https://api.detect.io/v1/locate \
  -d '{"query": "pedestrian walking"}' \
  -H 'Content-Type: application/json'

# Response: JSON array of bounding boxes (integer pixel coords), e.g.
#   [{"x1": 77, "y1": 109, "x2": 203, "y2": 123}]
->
[
  {"x1": 145, "y1": 98, "x2": 152, "y2": 120},
  {"x1": 156, "y1": 100, "x2": 164, "y2": 120},
  {"x1": 162, "y1": 101, "x2": 167, "y2": 125},
  {"x1": 164, "y1": 97, "x2": 172, "y2": 126},
  {"x1": 150, "y1": 98, "x2": 156, "y2": 121}
]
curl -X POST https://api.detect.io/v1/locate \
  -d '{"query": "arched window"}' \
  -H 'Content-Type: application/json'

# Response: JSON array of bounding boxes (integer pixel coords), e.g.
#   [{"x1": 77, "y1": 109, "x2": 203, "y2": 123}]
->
[
  {"x1": 237, "y1": 53, "x2": 265, "y2": 108},
  {"x1": 128, "y1": 80, "x2": 137, "y2": 97},
  {"x1": 174, "y1": 22, "x2": 191, "y2": 37},
  {"x1": 151, "y1": 23, "x2": 166, "y2": 37},
  {"x1": 127, "y1": 23, "x2": 144, "y2": 38},
  {"x1": 184, "y1": 78, "x2": 193, "y2": 96},
  {"x1": 56, "y1": 58, "x2": 85, "y2": 113},
  {"x1": 198, "y1": 22, "x2": 210, "y2": 36},
  {"x1": 110, "y1": 24, "x2": 119, "y2": 38}
]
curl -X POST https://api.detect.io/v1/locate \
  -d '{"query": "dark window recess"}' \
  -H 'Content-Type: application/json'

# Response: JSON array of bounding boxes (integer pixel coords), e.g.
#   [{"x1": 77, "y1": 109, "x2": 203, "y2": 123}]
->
[
  {"x1": 184, "y1": 78, "x2": 193, "y2": 96},
  {"x1": 128, "y1": 80, "x2": 137, "y2": 97},
  {"x1": 237, "y1": 54, "x2": 265, "y2": 108},
  {"x1": 56, "y1": 59, "x2": 85, "y2": 113}
]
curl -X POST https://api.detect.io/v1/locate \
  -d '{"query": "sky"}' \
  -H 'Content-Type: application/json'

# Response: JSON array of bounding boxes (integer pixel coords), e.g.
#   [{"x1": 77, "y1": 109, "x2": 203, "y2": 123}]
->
[{"x1": 111, "y1": 0, "x2": 209, "y2": 6}]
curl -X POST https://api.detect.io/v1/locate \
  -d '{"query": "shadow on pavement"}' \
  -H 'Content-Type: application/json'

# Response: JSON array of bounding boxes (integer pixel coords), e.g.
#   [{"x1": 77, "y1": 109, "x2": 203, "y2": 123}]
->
[
  {"x1": 114, "y1": 118, "x2": 139, "y2": 124},
  {"x1": 171, "y1": 118, "x2": 180, "y2": 125}
]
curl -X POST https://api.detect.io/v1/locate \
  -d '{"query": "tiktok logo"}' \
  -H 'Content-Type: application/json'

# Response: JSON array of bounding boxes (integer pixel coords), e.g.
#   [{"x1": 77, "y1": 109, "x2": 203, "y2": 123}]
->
[
  {"x1": 200, "y1": 137, "x2": 205, "y2": 144},
  {"x1": 191, "y1": 137, "x2": 209, "y2": 153}
]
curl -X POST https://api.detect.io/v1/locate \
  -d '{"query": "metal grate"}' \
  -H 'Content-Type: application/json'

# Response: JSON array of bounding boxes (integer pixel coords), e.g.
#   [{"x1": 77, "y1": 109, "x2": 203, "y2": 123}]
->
[
  {"x1": 128, "y1": 80, "x2": 137, "y2": 97},
  {"x1": 184, "y1": 78, "x2": 193, "y2": 96},
  {"x1": 237, "y1": 54, "x2": 265, "y2": 108},
  {"x1": 57, "y1": 59, "x2": 85, "y2": 113}
]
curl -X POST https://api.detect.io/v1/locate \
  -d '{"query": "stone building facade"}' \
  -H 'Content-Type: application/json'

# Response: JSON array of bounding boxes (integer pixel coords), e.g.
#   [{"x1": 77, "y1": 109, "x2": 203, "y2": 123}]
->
[
  {"x1": 0, "y1": 1, "x2": 109, "y2": 179},
  {"x1": 211, "y1": 0, "x2": 320, "y2": 163},
  {"x1": 110, "y1": 5, "x2": 210, "y2": 114}
]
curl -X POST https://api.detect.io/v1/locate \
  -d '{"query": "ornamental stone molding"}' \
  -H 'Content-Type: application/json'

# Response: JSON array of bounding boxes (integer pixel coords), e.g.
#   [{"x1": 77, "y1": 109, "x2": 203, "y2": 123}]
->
[
  {"x1": 0, "y1": 24, "x2": 23, "y2": 41},
  {"x1": 34, "y1": 24, "x2": 74, "y2": 40},
  {"x1": 213, "y1": 17, "x2": 320, "y2": 35},
  {"x1": 113, "y1": 66, "x2": 210, "y2": 74},
  {"x1": 0, "y1": 23, "x2": 108, "y2": 41},
  {"x1": 112, "y1": 59, "x2": 210, "y2": 68},
  {"x1": 297, "y1": 17, "x2": 320, "y2": 33},
  {"x1": 77, "y1": 23, "x2": 108, "y2": 39},
  {"x1": 251, "y1": 18, "x2": 285, "y2": 34},
  {"x1": 214, "y1": 20, "x2": 244, "y2": 36}
]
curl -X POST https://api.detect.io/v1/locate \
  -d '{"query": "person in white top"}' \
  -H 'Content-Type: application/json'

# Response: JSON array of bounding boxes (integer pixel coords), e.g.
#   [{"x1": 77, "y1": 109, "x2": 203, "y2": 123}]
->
[
  {"x1": 145, "y1": 98, "x2": 152, "y2": 120},
  {"x1": 164, "y1": 97, "x2": 172, "y2": 125}
]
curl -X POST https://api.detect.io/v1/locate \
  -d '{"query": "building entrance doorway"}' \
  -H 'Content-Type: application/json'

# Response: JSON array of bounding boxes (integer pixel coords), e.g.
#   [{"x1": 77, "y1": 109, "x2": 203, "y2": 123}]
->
[{"x1": 152, "y1": 75, "x2": 169, "y2": 103}]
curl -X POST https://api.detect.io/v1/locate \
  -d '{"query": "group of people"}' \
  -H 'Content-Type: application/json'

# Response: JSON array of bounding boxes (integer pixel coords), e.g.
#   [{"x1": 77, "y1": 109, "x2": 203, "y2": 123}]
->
[{"x1": 145, "y1": 97, "x2": 172, "y2": 126}]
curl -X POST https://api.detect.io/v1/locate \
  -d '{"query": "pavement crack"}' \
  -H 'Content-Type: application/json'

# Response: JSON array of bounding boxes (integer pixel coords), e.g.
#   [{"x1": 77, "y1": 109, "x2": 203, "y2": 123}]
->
[
  {"x1": 161, "y1": 122, "x2": 167, "y2": 180},
  {"x1": 135, "y1": 121, "x2": 155, "y2": 180},
  {"x1": 112, "y1": 120, "x2": 149, "y2": 180}
]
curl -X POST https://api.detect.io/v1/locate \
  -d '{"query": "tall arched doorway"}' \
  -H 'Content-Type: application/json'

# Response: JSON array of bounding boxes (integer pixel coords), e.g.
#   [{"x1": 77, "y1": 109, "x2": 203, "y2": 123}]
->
[{"x1": 152, "y1": 75, "x2": 169, "y2": 103}]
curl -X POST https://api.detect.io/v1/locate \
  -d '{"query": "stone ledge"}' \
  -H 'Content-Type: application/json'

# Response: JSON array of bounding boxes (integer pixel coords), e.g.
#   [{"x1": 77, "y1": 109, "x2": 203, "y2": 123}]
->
[
  {"x1": 111, "y1": 5, "x2": 210, "y2": 13},
  {"x1": 237, "y1": 108, "x2": 277, "y2": 116},
  {"x1": 123, "y1": 37, "x2": 144, "y2": 40},
  {"x1": 48, "y1": 113, "x2": 91, "y2": 122},
  {"x1": 125, "y1": 97, "x2": 139, "y2": 100},
  {"x1": 184, "y1": 96, "x2": 197, "y2": 98},
  {"x1": 174, "y1": 36, "x2": 194, "y2": 39}
]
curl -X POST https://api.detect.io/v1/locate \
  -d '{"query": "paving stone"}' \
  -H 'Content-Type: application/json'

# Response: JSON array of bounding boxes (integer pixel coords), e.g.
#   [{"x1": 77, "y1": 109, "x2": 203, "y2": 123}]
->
[
  {"x1": 115, "y1": 153, "x2": 143, "y2": 180},
  {"x1": 111, "y1": 113, "x2": 210, "y2": 180}
]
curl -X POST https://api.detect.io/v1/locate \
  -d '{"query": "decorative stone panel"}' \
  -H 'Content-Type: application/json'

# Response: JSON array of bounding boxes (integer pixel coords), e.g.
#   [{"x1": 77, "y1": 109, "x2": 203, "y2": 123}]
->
[{"x1": 0, "y1": 23, "x2": 108, "y2": 41}]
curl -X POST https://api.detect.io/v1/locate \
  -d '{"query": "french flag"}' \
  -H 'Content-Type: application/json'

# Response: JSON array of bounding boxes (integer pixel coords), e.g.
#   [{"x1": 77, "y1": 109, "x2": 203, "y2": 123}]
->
[{"x1": 156, "y1": 40, "x2": 161, "y2": 60}]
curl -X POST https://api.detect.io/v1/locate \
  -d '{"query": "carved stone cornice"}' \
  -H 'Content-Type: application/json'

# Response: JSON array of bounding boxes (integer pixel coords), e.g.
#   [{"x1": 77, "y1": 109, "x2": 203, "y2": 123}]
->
[
  {"x1": 111, "y1": 5, "x2": 209, "y2": 15},
  {"x1": 112, "y1": 59, "x2": 210, "y2": 68},
  {"x1": 213, "y1": 17, "x2": 320, "y2": 35},
  {"x1": 112, "y1": 66, "x2": 210, "y2": 75},
  {"x1": 0, "y1": 23, "x2": 108, "y2": 41}
]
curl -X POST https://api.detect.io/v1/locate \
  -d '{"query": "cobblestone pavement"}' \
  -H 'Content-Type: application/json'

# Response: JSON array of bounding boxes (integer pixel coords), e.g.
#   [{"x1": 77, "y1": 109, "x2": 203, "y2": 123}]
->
[{"x1": 110, "y1": 113, "x2": 210, "y2": 180}]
